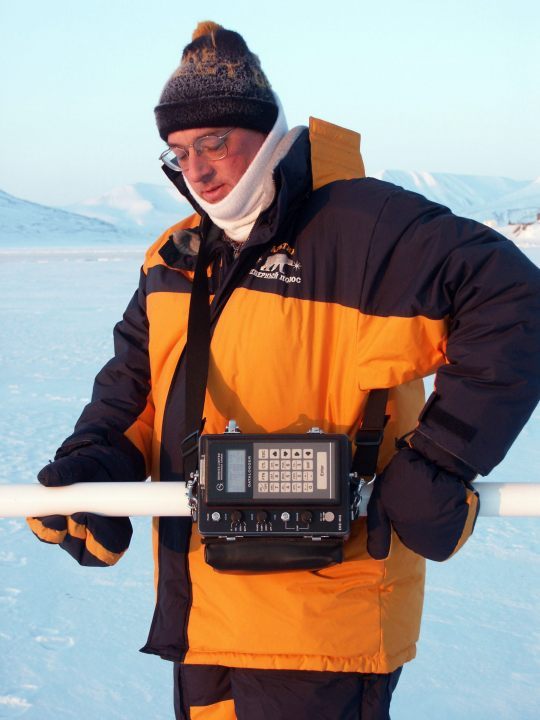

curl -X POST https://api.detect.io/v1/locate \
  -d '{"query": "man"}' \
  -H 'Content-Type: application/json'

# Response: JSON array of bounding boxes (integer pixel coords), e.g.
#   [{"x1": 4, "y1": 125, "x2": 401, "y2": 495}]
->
[{"x1": 28, "y1": 21, "x2": 540, "y2": 720}]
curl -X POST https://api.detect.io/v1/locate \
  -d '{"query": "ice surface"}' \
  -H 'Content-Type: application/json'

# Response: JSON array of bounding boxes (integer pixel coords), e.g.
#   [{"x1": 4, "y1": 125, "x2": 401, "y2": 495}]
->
[
  {"x1": 0, "y1": 248, "x2": 171, "y2": 718},
  {"x1": 0, "y1": 246, "x2": 538, "y2": 719}
]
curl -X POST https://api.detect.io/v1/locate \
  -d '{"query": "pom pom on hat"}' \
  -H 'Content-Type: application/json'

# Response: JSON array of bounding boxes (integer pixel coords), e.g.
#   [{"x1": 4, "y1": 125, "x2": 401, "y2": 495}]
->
[
  {"x1": 155, "y1": 21, "x2": 278, "y2": 140},
  {"x1": 192, "y1": 20, "x2": 222, "y2": 41}
]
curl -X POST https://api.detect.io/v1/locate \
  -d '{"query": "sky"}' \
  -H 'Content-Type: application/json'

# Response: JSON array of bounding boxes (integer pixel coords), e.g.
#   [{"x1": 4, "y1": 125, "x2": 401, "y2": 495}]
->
[{"x1": 1, "y1": 0, "x2": 539, "y2": 207}]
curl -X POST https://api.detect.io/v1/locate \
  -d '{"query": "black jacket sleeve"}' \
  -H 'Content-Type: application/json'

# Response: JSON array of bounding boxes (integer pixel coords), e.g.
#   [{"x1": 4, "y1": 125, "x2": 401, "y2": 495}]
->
[{"x1": 364, "y1": 185, "x2": 540, "y2": 475}]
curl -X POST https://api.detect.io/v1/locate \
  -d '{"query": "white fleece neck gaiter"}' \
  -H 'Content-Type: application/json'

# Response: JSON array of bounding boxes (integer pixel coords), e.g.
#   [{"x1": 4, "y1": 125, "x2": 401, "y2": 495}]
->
[{"x1": 184, "y1": 97, "x2": 289, "y2": 242}]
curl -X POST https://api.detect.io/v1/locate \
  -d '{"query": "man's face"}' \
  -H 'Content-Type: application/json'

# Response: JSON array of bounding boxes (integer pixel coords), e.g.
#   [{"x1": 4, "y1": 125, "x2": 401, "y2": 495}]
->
[{"x1": 167, "y1": 127, "x2": 266, "y2": 204}]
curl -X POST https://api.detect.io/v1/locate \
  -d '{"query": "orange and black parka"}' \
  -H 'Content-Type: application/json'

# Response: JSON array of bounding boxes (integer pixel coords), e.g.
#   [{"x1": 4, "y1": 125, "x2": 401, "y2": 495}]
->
[{"x1": 32, "y1": 119, "x2": 540, "y2": 673}]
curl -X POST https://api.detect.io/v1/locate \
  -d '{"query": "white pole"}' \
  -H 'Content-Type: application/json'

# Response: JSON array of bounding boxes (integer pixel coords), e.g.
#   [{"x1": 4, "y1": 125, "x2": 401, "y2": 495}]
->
[
  {"x1": 0, "y1": 482, "x2": 190, "y2": 518},
  {"x1": 0, "y1": 481, "x2": 539, "y2": 518}
]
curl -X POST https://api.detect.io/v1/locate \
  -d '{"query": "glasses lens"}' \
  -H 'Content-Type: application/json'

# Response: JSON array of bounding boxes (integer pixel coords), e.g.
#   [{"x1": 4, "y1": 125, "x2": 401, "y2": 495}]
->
[
  {"x1": 160, "y1": 148, "x2": 186, "y2": 172},
  {"x1": 196, "y1": 135, "x2": 228, "y2": 161},
  {"x1": 160, "y1": 130, "x2": 231, "y2": 171}
]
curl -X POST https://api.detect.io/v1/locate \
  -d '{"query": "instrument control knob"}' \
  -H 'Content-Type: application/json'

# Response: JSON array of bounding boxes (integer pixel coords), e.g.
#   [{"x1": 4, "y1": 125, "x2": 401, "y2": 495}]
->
[
  {"x1": 280, "y1": 511, "x2": 291, "y2": 522},
  {"x1": 211, "y1": 512, "x2": 221, "y2": 522},
  {"x1": 300, "y1": 510, "x2": 313, "y2": 525},
  {"x1": 324, "y1": 511, "x2": 335, "y2": 522},
  {"x1": 230, "y1": 510, "x2": 243, "y2": 524},
  {"x1": 256, "y1": 510, "x2": 269, "y2": 523}
]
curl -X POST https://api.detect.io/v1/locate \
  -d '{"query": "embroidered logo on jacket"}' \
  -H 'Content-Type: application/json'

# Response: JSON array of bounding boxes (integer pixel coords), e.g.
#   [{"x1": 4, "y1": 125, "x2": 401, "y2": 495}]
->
[{"x1": 250, "y1": 243, "x2": 302, "y2": 284}]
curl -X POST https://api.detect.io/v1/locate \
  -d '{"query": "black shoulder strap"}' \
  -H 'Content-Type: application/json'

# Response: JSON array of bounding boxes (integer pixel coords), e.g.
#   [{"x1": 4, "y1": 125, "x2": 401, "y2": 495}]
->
[
  {"x1": 181, "y1": 224, "x2": 270, "y2": 481},
  {"x1": 351, "y1": 389, "x2": 389, "y2": 479},
  {"x1": 181, "y1": 223, "x2": 215, "y2": 473}
]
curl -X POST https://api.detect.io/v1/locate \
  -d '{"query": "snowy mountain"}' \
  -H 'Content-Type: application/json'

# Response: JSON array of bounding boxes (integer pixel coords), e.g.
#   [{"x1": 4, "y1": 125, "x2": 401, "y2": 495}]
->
[
  {"x1": 0, "y1": 189, "x2": 136, "y2": 248},
  {"x1": 469, "y1": 176, "x2": 540, "y2": 225},
  {"x1": 65, "y1": 182, "x2": 192, "y2": 238}
]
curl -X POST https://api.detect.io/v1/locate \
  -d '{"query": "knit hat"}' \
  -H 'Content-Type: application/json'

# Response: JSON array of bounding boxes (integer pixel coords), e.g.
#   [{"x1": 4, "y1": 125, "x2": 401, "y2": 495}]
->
[{"x1": 155, "y1": 21, "x2": 278, "y2": 141}]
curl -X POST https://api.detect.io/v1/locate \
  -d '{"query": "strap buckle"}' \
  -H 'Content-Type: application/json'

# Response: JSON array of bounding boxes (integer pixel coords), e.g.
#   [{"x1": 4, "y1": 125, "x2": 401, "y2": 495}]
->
[
  {"x1": 181, "y1": 429, "x2": 200, "y2": 459},
  {"x1": 354, "y1": 427, "x2": 385, "y2": 448}
]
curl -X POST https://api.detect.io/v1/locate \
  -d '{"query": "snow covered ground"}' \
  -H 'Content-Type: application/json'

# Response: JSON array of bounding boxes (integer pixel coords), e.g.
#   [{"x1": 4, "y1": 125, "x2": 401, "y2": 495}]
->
[{"x1": 0, "y1": 247, "x2": 539, "y2": 719}]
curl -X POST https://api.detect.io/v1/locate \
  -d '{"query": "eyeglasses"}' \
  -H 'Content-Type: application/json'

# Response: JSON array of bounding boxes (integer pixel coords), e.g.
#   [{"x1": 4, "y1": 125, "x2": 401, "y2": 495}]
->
[{"x1": 159, "y1": 128, "x2": 235, "y2": 172}]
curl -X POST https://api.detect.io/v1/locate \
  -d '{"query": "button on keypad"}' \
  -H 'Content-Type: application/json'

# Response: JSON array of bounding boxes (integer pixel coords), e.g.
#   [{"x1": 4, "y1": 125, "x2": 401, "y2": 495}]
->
[{"x1": 255, "y1": 446, "x2": 327, "y2": 497}]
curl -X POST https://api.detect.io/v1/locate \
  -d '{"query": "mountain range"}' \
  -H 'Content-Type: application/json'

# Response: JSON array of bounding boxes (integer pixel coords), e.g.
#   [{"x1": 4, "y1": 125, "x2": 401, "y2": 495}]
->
[
  {"x1": 0, "y1": 189, "x2": 135, "y2": 247},
  {"x1": 1, "y1": 172, "x2": 539, "y2": 248},
  {"x1": 65, "y1": 182, "x2": 192, "y2": 240}
]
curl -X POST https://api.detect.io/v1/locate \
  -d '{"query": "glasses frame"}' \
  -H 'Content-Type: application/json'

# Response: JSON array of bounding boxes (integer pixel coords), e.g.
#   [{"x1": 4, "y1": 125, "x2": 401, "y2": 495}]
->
[{"x1": 159, "y1": 128, "x2": 235, "y2": 172}]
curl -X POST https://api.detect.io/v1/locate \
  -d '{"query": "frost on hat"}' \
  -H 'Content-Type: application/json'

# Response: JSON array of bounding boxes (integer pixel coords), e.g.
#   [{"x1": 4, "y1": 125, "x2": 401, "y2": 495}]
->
[{"x1": 155, "y1": 21, "x2": 278, "y2": 140}]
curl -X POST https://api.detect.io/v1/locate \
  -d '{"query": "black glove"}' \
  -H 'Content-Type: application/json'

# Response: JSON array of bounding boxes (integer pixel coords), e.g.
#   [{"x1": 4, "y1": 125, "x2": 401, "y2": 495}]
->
[
  {"x1": 28, "y1": 433, "x2": 140, "y2": 566},
  {"x1": 27, "y1": 512, "x2": 132, "y2": 567},
  {"x1": 38, "y1": 429, "x2": 145, "y2": 486},
  {"x1": 366, "y1": 437, "x2": 479, "y2": 562}
]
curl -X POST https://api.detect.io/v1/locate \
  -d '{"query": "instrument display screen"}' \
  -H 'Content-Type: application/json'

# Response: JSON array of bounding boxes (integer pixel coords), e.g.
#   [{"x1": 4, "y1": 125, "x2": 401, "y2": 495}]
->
[{"x1": 226, "y1": 449, "x2": 246, "y2": 493}]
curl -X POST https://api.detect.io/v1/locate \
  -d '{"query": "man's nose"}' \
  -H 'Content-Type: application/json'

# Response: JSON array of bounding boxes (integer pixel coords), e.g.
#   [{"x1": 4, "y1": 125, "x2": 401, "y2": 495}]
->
[{"x1": 185, "y1": 153, "x2": 215, "y2": 184}]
